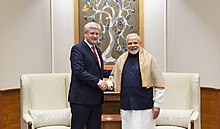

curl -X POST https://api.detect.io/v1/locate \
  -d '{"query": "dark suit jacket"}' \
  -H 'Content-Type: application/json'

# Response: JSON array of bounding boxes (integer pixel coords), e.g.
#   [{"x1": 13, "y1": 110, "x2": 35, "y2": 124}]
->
[{"x1": 68, "y1": 40, "x2": 111, "y2": 105}]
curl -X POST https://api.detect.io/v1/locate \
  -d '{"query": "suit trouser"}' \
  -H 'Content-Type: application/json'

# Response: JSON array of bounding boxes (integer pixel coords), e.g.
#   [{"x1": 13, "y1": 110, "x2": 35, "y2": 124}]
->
[{"x1": 70, "y1": 103, "x2": 102, "y2": 129}]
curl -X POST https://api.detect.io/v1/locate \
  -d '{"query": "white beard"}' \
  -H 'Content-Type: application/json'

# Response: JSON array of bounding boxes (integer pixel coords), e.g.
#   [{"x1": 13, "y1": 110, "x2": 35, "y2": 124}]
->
[{"x1": 128, "y1": 48, "x2": 139, "y2": 55}]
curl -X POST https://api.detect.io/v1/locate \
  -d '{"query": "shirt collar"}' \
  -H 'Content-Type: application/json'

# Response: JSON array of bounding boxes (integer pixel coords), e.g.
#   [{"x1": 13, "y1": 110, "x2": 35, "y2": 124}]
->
[{"x1": 84, "y1": 39, "x2": 94, "y2": 48}]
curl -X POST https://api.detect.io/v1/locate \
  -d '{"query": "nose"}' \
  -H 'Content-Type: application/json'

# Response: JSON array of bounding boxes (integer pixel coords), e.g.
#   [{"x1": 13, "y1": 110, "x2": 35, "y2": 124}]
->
[
  {"x1": 131, "y1": 43, "x2": 135, "y2": 46},
  {"x1": 129, "y1": 43, "x2": 136, "y2": 47},
  {"x1": 93, "y1": 33, "x2": 99, "y2": 37},
  {"x1": 94, "y1": 34, "x2": 99, "y2": 38}
]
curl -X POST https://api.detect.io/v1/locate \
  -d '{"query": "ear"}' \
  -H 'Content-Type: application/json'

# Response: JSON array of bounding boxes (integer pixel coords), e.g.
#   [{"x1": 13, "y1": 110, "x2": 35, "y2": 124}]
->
[
  {"x1": 139, "y1": 41, "x2": 142, "y2": 45},
  {"x1": 83, "y1": 33, "x2": 87, "y2": 39}
]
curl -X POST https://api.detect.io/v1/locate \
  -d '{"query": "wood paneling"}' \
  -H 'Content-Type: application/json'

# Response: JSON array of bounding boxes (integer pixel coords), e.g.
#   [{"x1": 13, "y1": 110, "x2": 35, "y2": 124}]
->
[
  {"x1": 0, "y1": 88, "x2": 20, "y2": 129},
  {"x1": 201, "y1": 86, "x2": 220, "y2": 129},
  {"x1": 102, "y1": 114, "x2": 121, "y2": 129},
  {"x1": 102, "y1": 91, "x2": 121, "y2": 129},
  {"x1": 1, "y1": 86, "x2": 220, "y2": 129},
  {"x1": 103, "y1": 91, "x2": 120, "y2": 114}
]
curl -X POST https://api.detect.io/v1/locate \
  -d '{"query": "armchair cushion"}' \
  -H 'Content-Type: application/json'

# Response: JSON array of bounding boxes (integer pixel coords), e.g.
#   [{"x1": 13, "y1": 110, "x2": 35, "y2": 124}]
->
[
  {"x1": 38, "y1": 126, "x2": 70, "y2": 129},
  {"x1": 156, "y1": 109, "x2": 193, "y2": 128},
  {"x1": 156, "y1": 126, "x2": 186, "y2": 129},
  {"x1": 29, "y1": 108, "x2": 71, "y2": 128}
]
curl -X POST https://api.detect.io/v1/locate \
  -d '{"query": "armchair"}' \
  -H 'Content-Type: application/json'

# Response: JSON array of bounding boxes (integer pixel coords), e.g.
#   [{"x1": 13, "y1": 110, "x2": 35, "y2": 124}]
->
[
  {"x1": 156, "y1": 73, "x2": 200, "y2": 129},
  {"x1": 20, "y1": 73, "x2": 71, "y2": 129}
]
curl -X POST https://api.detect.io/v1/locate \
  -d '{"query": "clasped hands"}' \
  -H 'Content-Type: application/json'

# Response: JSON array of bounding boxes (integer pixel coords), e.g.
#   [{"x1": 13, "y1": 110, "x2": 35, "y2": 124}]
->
[{"x1": 97, "y1": 80, "x2": 108, "y2": 91}]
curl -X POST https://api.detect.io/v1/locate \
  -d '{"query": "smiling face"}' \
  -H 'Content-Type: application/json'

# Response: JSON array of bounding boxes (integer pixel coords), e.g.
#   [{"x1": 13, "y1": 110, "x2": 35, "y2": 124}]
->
[
  {"x1": 84, "y1": 28, "x2": 100, "y2": 46},
  {"x1": 126, "y1": 34, "x2": 141, "y2": 54}
]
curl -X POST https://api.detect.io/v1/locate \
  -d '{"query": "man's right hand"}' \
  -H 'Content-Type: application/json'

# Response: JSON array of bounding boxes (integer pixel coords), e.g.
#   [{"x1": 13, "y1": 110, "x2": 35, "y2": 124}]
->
[{"x1": 97, "y1": 80, "x2": 108, "y2": 91}]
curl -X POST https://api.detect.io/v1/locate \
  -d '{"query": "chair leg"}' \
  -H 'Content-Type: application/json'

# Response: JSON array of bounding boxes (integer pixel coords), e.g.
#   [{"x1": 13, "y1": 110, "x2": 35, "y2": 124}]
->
[
  {"x1": 28, "y1": 121, "x2": 32, "y2": 129},
  {"x1": 190, "y1": 120, "x2": 194, "y2": 129}
]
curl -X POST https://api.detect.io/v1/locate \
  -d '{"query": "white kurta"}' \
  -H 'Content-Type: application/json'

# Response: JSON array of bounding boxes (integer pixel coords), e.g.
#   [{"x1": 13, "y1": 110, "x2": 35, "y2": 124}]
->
[{"x1": 121, "y1": 109, "x2": 156, "y2": 129}]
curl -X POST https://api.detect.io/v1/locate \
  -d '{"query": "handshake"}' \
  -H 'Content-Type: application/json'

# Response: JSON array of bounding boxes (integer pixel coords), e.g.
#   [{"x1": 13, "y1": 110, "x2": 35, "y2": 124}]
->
[{"x1": 97, "y1": 79, "x2": 113, "y2": 91}]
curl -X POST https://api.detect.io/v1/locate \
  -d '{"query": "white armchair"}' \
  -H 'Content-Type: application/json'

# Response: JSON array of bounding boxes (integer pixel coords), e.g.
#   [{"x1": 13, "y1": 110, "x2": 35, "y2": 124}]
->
[
  {"x1": 156, "y1": 73, "x2": 200, "y2": 129},
  {"x1": 20, "y1": 73, "x2": 71, "y2": 129}
]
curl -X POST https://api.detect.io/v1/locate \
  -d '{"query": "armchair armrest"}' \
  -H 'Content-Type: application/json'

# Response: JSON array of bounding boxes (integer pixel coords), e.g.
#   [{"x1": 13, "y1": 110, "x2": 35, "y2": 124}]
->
[
  {"x1": 23, "y1": 113, "x2": 34, "y2": 129},
  {"x1": 189, "y1": 111, "x2": 199, "y2": 129},
  {"x1": 190, "y1": 111, "x2": 199, "y2": 121}
]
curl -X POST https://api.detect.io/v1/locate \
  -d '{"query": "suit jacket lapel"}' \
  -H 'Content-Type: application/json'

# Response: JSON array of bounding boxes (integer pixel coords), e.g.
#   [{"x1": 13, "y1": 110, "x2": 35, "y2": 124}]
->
[
  {"x1": 82, "y1": 41, "x2": 102, "y2": 69},
  {"x1": 95, "y1": 46, "x2": 104, "y2": 69}
]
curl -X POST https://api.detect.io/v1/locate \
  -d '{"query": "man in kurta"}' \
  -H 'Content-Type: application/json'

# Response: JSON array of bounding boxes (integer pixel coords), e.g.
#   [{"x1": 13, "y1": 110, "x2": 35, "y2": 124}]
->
[{"x1": 110, "y1": 33, "x2": 165, "y2": 129}]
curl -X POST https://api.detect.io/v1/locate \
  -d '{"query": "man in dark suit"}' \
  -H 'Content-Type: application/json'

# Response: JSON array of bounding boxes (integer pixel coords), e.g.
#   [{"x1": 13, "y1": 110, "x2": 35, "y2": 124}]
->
[{"x1": 68, "y1": 22, "x2": 112, "y2": 129}]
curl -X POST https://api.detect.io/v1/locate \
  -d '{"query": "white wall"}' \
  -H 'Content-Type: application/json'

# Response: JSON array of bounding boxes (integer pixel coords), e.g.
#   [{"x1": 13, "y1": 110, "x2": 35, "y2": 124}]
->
[
  {"x1": 145, "y1": 0, "x2": 166, "y2": 71},
  {"x1": 52, "y1": 0, "x2": 74, "y2": 73},
  {"x1": 0, "y1": 0, "x2": 220, "y2": 88},
  {"x1": 167, "y1": 0, "x2": 220, "y2": 86},
  {"x1": 0, "y1": 0, "x2": 52, "y2": 88}
]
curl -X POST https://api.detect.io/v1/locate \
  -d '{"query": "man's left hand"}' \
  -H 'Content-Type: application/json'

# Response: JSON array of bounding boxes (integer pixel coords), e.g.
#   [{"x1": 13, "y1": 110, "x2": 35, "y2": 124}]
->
[{"x1": 152, "y1": 106, "x2": 160, "y2": 119}]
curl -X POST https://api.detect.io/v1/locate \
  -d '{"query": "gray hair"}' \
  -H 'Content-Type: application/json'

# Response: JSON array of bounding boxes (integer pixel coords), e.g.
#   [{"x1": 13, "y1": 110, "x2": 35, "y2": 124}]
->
[
  {"x1": 84, "y1": 22, "x2": 101, "y2": 33},
  {"x1": 126, "y1": 33, "x2": 141, "y2": 42}
]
